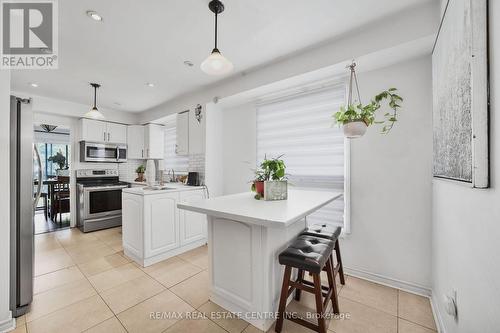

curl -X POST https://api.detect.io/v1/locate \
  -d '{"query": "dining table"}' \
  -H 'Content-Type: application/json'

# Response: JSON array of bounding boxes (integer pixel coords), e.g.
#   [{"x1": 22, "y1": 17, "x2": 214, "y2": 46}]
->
[{"x1": 33, "y1": 178, "x2": 59, "y2": 219}]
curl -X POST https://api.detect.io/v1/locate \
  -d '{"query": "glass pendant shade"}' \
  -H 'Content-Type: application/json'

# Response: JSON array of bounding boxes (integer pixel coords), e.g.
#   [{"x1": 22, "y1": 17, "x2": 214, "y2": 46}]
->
[
  {"x1": 201, "y1": 49, "x2": 233, "y2": 76},
  {"x1": 84, "y1": 106, "x2": 105, "y2": 120},
  {"x1": 85, "y1": 83, "x2": 105, "y2": 120}
]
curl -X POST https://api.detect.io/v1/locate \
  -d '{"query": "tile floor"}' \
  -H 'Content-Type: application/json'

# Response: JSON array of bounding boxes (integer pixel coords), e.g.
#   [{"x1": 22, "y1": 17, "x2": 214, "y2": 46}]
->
[{"x1": 12, "y1": 227, "x2": 438, "y2": 333}]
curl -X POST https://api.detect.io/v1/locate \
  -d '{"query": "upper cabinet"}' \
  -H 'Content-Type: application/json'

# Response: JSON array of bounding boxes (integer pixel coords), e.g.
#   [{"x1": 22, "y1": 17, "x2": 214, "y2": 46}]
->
[
  {"x1": 79, "y1": 119, "x2": 127, "y2": 144},
  {"x1": 144, "y1": 124, "x2": 165, "y2": 159},
  {"x1": 127, "y1": 125, "x2": 145, "y2": 159},
  {"x1": 126, "y1": 124, "x2": 165, "y2": 160},
  {"x1": 176, "y1": 111, "x2": 189, "y2": 156}
]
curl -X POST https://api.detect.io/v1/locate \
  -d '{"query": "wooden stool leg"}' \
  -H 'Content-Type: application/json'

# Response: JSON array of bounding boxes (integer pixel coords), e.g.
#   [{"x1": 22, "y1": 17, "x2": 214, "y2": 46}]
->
[
  {"x1": 313, "y1": 273, "x2": 327, "y2": 333},
  {"x1": 275, "y1": 266, "x2": 292, "y2": 333},
  {"x1": 335, "y1": 239, "x2": 345, "y2": 285},
  {"x1": 295, "y1": 269, "x2": 304, "y2": 301},
  {"x1": 325, "y1": 256, "x2": 339, "y2": 314}
]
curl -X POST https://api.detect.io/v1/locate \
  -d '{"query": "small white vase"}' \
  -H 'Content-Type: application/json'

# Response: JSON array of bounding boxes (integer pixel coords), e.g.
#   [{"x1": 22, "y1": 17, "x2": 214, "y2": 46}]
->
[
  {"x1": 343, "y1": 121, "x2": 368, "y2": 138},
  {"x1": 145, "y1": 160, "x2": 156, "y2": 186}
]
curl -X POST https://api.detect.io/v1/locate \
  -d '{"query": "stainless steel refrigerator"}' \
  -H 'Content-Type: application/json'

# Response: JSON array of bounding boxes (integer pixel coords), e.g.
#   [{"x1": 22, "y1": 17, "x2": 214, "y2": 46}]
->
[{"x1": 10, "y1": 95, "x2": 39, "y2": 317}]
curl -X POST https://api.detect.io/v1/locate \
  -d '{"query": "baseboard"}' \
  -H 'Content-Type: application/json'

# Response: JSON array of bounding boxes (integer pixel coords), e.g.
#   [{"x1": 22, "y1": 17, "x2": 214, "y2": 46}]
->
[
  {"x1": 430, "y1": 293, "x2": 447, "y2": 333},
  {"x1": 0, "y1": 315, "x2": 15, "y2": 333},
  {"x1": 343, "y1": 266, "x2": 432, "y2": 297}
]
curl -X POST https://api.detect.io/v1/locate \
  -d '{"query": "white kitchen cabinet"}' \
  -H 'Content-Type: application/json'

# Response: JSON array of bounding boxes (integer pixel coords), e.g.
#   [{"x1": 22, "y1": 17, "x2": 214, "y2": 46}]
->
[
  {"x1": 80, "y1": 119, "x2": 107, "y2": 142},
  {"x1": 179, "y1": 190, "x2": 207, "y2": 245},
  {"x1": 79, "y1": 119, "x2": 127, "y2": 144},
  {"x1": 144, "y1": 192, "x2": 179, "y2": 257},
  {"x1": 144, "y1": 124, "x2": 165, "y2": 159},
  {"x1": 106, "y1": 122, "x2": 127, "y2": 144},
  {"x1": 127, "y1": 125, "x2": 145, "y2": 159},
  {"x1": 176, "y1": 111, "x2": 189, "y2": 155},
  {"x1": 122, "y1": 187, "x2": 207, "y2": 267}
]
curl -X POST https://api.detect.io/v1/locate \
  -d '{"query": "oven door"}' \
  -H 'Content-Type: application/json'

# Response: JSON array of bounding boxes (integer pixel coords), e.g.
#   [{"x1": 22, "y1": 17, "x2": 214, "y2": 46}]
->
[{"x1": 82, "y1": 185, "x2": 127, "y2": 220}]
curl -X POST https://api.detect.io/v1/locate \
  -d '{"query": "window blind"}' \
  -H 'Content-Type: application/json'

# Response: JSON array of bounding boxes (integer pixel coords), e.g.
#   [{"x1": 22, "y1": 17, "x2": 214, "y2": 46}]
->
[
  {"x1": 256, "y1": 85, "x2": 347, "y2": 229},
  {"x1": 163, "y1": 116, "x2": 189, "y2": 172}
]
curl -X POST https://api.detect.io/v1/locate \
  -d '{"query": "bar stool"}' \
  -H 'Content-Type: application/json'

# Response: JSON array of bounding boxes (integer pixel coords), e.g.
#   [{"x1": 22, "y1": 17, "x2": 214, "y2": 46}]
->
[
  {"x1": 301, "y1": 224, "x2": 345, "y2": 285},
  {"x1": 275, "y1": 235, "x2": 337, "y2": 333}
]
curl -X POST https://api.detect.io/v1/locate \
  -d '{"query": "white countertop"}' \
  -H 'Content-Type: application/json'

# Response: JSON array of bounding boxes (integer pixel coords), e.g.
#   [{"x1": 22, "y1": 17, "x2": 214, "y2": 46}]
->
[
  {"x1": 123, "y1": 183, "x2": 205, "y2": 195},
  {"x1": 177, "y1": 189, "x2": 342, "y2": 228}
]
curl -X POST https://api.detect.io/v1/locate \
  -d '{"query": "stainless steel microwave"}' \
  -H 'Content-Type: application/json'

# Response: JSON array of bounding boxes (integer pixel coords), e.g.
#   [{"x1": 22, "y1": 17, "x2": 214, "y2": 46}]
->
[{"x1": 80, "y1": 141, "x2": 127, "y2": 163}]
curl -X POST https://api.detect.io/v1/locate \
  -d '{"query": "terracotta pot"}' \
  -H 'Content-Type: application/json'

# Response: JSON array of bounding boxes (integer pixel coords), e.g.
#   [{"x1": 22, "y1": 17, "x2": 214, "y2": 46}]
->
[
  {"x1": 136, "y1": 173, "x2": 144, "y2": 182},
  {"x1": 343, "y1": 120, "x2": 368, "y2": 138},
  {"x1": 254, "y1": 181, "x2": 265, "y2": 196}
]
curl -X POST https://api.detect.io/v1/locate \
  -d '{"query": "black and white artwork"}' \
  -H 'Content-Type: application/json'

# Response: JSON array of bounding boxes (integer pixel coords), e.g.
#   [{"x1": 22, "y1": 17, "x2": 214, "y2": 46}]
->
[{"x1": 432, "y1": 0, "x2": 489, "y2": 187}]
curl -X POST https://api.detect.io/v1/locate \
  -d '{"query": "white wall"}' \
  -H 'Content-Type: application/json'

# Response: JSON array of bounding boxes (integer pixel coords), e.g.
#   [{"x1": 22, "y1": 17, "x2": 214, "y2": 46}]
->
[
  {"x1": 342, "y1": 56, "x2": 433, "y2": 291},
  {"x1": 0, "y1": 71, "x2": 14, "y2": 332},
  {"x1": 221, "y1": 103, "x2": 257, "y2": 195},
  {"x1": 431, "y1": 2, "x2": 500, "y2": 332},
  {"x1": 205, "y1": 102, "x2": 225, "y2": 198}
]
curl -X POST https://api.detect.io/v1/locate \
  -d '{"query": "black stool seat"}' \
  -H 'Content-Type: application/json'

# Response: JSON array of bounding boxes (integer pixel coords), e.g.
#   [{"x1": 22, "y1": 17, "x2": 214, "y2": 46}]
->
[
  {"x1": 278, "y1": 235, "x2": 334, "y2": 273},
  {"x1": 301, "y1": 224, "x2": 341, "y2": 241}
]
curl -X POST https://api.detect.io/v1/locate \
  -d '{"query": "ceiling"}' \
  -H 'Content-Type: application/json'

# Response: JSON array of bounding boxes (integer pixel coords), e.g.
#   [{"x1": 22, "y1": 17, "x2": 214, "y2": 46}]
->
[{"x1": 11, "y1": 0, "x2": 430, "y2": 113}]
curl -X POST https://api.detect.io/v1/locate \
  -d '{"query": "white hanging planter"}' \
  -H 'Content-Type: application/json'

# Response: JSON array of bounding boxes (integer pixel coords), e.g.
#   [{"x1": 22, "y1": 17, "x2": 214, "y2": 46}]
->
[{"x1": 343, "y1": 120, "x2": 368, "y2": 138}]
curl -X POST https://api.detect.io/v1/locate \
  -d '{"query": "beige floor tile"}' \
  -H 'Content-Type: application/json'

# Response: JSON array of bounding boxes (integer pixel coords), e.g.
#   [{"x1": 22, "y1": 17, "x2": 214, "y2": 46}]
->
[
  {"x1": 267, "y1": 320, "x2": 316, "y2": 333},
  {"x1": 100, "y1": 275, "x2": 166, "y2": 314},
  {"x1": 27, "y1": 279, "x2": 97, "y2": 322},
  {"x1": 55, "y1": 228, "x2": 100, "y2": 247},
  {"x1": 84, "y1": 317, "x2": 127, "y2": 333},
  {"x1": 143, "y1": 256, "x2": 202, "y2": 288},
  {"x1": 27, "y1": 295, "x2": 113, "y2": 333},
  {"x1": 66, "y1": 242, "x2": 118, "y2": 264},
  {"x1": 34, "y1": 248, "x2": 74, "y2": 276},
  {"x1": 89, "y1": 263, "x2": 146, "y2": 292},
  {"x1": 10, "y1": 323, "x2": 27, "y2": 333},
  {"x1": 328, "y1": 297, "x2": 397, "y2": 333},
  {"x1": 106, "y1": 238, "x2": 124, "y2": 252},
  {"x1": 339, "y1": 276, "x2": 398, "y2": 315},
  {"x1": 117, "y1": 290, "x2": 194, "y2": 333},
  {"x1": 243, "y1": 324, "x2": 265, "y2": 333},
  {"x1": 15, "y1": 314, "x2": 26, "y2": 326},
  {"x1": 165, "y1": 314, "x2": 227, "y2": 333},
  {"x1": 398, "y1": 291, "x2": 437, "y2": 330},
  {"x1": 398, "y1": 318, "x2": 437, "y2": 333},
  {"x1": 178, "y1": 244, "x2": 209, "y2": 269},
  {"x1": 199, "y1": 301, "x2": 249, "y2": 333},
  {"x1": 33, "y1": 265, "x2": 85, "y2": 294},
  {"x1": 170, "y1": 270, "x2": 209, "y2": 308},
  {"x1": 35, "y1": 234, "x2": 62, "y2": 252},
  {"x1": 78, "y1": 252, "x2": 130, "y2": 277}
]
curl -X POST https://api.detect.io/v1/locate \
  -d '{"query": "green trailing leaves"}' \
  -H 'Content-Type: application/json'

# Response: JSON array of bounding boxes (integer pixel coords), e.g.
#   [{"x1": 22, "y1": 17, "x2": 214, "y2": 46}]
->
[{"x1": 333, "y1": 88, "x2": 403, "y2": 134}]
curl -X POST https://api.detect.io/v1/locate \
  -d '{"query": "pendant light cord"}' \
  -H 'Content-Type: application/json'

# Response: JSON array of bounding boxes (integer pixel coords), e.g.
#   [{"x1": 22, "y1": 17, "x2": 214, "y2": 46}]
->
[
  {"x1": 93, "y1": 85, "x2": 97, "y2": 109},
  {"x1": 214, "y1": 11, "x2": 218, "y2": 50}
]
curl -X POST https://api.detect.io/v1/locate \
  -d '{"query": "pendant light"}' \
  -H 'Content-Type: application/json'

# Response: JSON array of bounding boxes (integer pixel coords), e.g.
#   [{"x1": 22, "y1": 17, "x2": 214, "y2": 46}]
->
[
  {"x1": 201, "y1": 0, "x2": 233, "y2": 76},
  {"x1": 84, "y1": 83, "x2": 105, "y2": 120},
  {"x1": 40, "y1": 124, "x2": 57, "y2": 132}
]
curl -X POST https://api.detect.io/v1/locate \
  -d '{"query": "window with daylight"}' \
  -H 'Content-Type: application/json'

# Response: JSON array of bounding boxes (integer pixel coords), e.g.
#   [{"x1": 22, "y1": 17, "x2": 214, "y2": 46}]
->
[
  {"x1": 163, "y1": 115, "x2": 189, "y2": 172},
  {"x1": 256, "y1": 84, "x2": 349, "y2": 231}
]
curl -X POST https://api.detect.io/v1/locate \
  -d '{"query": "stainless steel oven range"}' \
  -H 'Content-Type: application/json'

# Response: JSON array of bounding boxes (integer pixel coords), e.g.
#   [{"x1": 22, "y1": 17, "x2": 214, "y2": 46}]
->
[{"x1": 76, "y1": 169, "x2": 129, "y2": 232}]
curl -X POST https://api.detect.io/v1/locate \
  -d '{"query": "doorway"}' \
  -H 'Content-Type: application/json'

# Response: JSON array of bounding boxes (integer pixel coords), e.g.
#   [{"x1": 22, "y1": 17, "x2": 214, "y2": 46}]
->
[{"x1": 33, "y1": 124, "x2": 71, "y2": 234}]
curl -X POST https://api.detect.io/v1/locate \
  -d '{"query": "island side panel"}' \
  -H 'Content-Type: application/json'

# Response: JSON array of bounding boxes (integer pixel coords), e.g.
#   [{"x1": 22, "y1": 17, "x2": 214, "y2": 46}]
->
[
  {"x1": 122, "y1": 192, "x2": 144, "y2": 263},
  {"x1": 207, "y1": 216, "x2": 306, "y2": 331}
]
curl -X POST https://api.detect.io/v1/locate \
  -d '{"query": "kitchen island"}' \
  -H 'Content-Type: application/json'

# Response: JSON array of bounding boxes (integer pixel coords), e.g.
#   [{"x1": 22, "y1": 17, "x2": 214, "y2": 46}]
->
[
  {"x1": 177, "y1": 189, "x2": 342, "y2": 331},
  {"x1": 121, "y1": 184, "x2": 207, "y2": 267}
]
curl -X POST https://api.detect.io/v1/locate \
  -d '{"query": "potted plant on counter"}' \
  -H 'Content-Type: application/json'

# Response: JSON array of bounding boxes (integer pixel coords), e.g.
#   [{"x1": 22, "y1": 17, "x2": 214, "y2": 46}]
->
[
  {"x1": 135, "y1": 164, "x2": 145, "y2": 182},
  {"x1": 251, "y1": 155, "x2": 288, "y2": 200}
]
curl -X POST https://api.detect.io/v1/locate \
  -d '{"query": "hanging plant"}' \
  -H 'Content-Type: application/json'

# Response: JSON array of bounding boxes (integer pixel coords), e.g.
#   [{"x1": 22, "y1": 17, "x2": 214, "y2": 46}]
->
[{"x1": 333, "y1": 62, "x2": 404, "y2": 137}]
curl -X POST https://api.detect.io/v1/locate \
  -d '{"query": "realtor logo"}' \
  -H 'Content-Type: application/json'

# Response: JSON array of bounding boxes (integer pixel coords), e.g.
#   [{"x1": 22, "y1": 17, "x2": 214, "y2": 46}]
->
[{"x1": 1, "y1": 0, "x2": 58, "y2": 69}]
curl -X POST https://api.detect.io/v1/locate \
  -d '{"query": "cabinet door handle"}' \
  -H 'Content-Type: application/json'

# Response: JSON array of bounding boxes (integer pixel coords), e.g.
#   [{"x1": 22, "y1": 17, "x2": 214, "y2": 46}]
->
[
  {"x1": 147, "y1": 148, "x2": 149, "y2": 157},
  {"x1": 108, "y1": 133, "x2": 110, "y2": 141},
  {"x1": 141, "y1": 149, "x2": 144, "y2": 158},
  {"x1": 103, "y1": 132, "x2": 106, "y2": 141},
  {"x1": 175, "y1": 144, "x2": 178, "y2": 154}
]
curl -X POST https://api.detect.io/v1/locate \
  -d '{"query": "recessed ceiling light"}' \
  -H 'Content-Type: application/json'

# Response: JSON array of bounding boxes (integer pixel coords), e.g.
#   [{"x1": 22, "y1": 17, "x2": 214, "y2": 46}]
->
[
  {"x1": 146, "y1": 82, "x2": 155, "y2": 88},
  {"x1": 86, "y1": 10, "x2": 103, "y2": 22},
  {"x1": 184, "y1": 60, "x2": 194, "y2": 67},
  {"x1": 29, "y1": 83, "x2": 39, "y2": 88}
]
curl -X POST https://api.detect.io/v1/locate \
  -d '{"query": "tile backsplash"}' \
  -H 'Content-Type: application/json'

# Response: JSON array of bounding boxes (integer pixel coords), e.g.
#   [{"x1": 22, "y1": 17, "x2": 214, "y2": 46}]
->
[{"x1": 119, "y1": 153, "x2": 205, "y2": 184}]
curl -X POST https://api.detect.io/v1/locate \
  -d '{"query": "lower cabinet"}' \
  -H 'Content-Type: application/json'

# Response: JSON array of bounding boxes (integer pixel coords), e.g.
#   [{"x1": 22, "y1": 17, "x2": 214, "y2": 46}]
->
[{"x1": 122, "y1": 189, "x2": 207, "y2": 267}]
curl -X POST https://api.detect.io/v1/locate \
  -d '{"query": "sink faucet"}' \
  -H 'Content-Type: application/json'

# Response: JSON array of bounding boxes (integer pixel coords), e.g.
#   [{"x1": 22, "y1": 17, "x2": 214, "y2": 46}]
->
[{"x1": 170, "y1": 169, "x2": 175, "y2": 182}]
